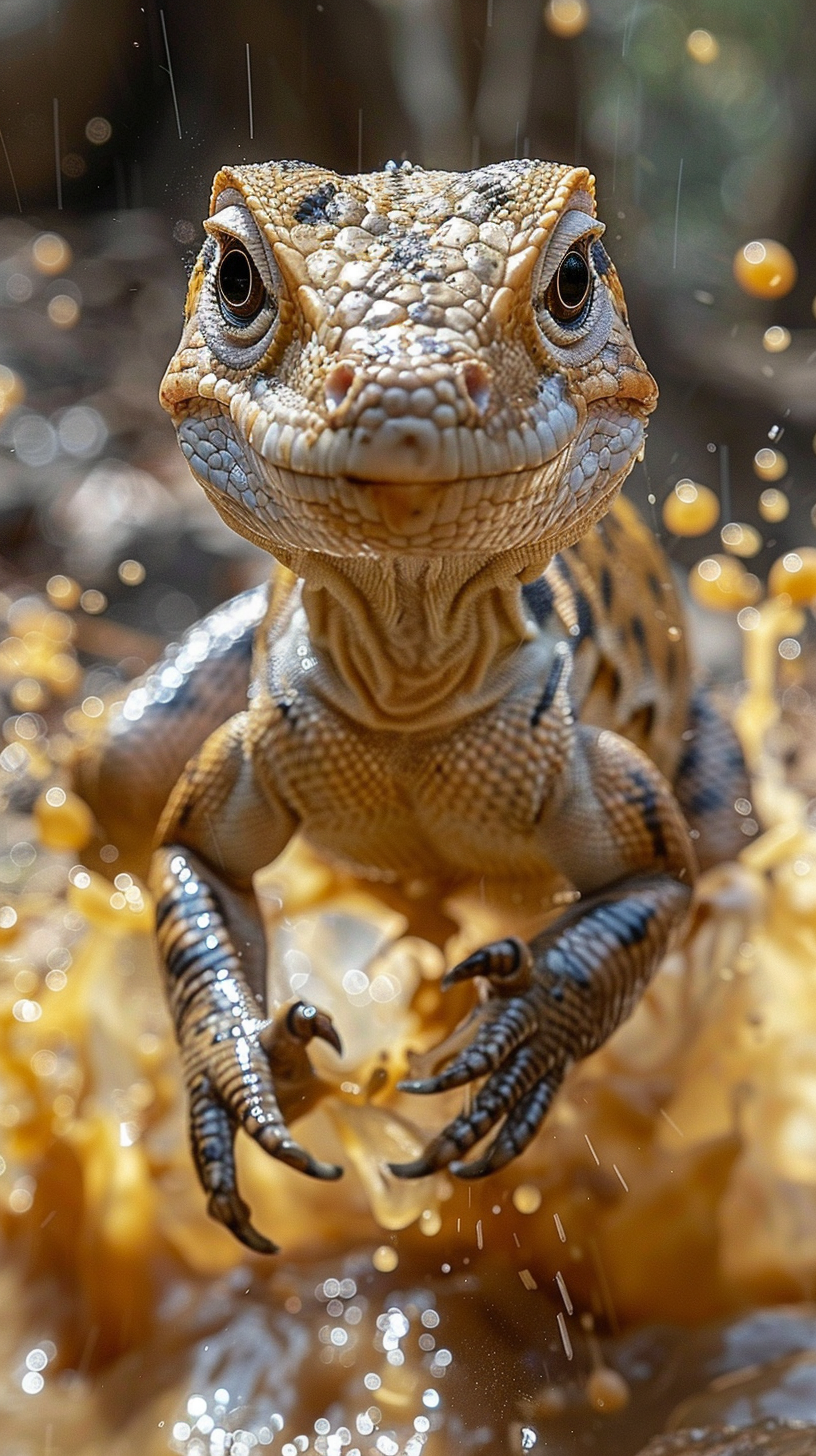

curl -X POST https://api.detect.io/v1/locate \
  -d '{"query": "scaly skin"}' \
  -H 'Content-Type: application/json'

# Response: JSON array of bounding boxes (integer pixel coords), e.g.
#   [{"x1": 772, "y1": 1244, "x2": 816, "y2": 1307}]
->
[{"x1": 75, "y1": 159, "x2": 750, "y2": 1252}]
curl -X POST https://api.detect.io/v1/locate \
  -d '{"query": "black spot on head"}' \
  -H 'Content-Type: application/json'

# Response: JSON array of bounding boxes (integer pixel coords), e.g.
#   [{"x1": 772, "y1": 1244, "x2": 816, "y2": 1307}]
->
[
  {"x1": 600, "y1": 566, "x2": 614, "y2": 610},
  {"x1": 647, "y1": 573, "x2": 663, "y2": 602},
  {"x1": 294, "y1": 182, "x2": 338, "y2": 225},
  {"x1": 474, "y1": 177, "x2": 513, "y2": 214},
  {"x1": 522, "y1": 575, "x2": 554, "y2": 625},
  {"x1": 591, "y1": 239, "x2": 612, "y2": 276},
  {"x1": 454, "y1": 166, "x2": 521, "y2": 222},
  {"x1": 389, "y1": 235, "x2": 433, "y2": 272}
]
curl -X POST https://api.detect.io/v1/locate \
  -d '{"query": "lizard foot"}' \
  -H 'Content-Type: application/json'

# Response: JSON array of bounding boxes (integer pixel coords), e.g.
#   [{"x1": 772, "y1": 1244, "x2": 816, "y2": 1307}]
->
[
  {"x1": 155, "y1": 847, "x2": 345, "y2": 1251},
  {"x1": 391, "y1": 878, "x2": 689, "y2": 1181},
  {"x1": 390, "y1": 941, "x2": 558, "y2": 1178},
  {"x1": 186, "y1": 1001, "x2": 344, "y2": 1253}
]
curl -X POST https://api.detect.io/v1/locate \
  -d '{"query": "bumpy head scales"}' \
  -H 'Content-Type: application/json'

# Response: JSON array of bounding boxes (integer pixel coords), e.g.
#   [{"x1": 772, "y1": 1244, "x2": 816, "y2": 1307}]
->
[{"x1": 160, "y1": 158, "x2": 657, "y2": 560}]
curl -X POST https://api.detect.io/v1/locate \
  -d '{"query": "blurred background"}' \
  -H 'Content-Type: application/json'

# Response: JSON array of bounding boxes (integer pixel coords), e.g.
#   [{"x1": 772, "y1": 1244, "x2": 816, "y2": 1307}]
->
[
  {"x1": 1, "y1": 0, "x2": 816, "y2": 687},
  {"x1": 3, "y1": 10, "x2": 816, "y2": 1450}
]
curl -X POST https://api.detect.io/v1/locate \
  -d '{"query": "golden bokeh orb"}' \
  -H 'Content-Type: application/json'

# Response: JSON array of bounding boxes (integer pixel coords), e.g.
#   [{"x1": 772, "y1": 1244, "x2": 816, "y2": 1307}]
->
[
  {"x1": 762, "y1": 325, "x2": 791, "y2": 353},
  {"x1": 32, "y1": 231, "x2": 72, "y2": 276},
  {"x1": 690, "y1": 556, "x2": 761, "y2": 612},
  {"x1": 46, "y1": 574, "x2": 81, "y2": 610},
  {"x1": 768, "y1": 549, "x2": 816, "y2": 604},
  {"x1": 544, "y1": 0, "x2": 589, "y2": 39},
  {"x1": 758, "y1": 488, "x2": 789, "y2": 523},
  {"x1": 686, "y1": 28, "x2": 719, "y2": 64},
  {"x1": 372, "y1": 1244, "x2": 399, "y2": 1272},
  {"x1": 733, "y1": 239, "x2": 797, "y2": 299},
  {"x1": 586, "y1": 1367, "x2": 630, "y2": 1414},
  {"x1": 720, "y1": 522, "x2": 762, "y2": 558},
  {"x1": 512, "y1": 1183, "x2": 543, "y2": 1214},
  {"x1": 79, "y1": 589, "x2": 107, "y2": 615},
  {"x1": 0, "y1": 365, "x2": 24, "y2": 422},
  {"x1": 47, "y1": 294, "x2": 80, "y2": 329},
  {"x1": 118, "y1": 559, "x2": 146, "y2": 586},
  {"x1": 753, "y1": 447, "x2": 787, "y2": 481},
  {"x1": 662, "y1": 480, "x2": 720, "y2": 537}
]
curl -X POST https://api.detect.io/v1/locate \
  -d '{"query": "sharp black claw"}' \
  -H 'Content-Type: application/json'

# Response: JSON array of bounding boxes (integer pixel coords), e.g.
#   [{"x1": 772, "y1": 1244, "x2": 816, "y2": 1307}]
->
[
  {"x1": 259, "y1": 1130, "x2": 343, "y2": 1181},
  {"x1": 441, "y1": 949, "x2": 488, "y2": 989},
  {"x1": 443, "y1": 937, "x2": 532, "y2": 994},
  {"x1": 311, "y1": 1159, "x2": 344, "y2": 1181},
  {"x1": 208, "y1": 1191, "x2": 279, "y2": 1255},
  {"x1": 287, "y1": 1001, "x2": 343, "y2": 1054},
  {"x1": 388, "y1": 1155, "x2": 436, "y2": 1179}
]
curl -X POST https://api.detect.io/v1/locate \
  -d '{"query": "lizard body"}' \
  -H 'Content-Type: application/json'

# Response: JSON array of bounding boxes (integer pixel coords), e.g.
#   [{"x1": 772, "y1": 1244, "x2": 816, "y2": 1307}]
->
[{"x1": 75, "y1": 158, "x2": 749, "y2": 1252}]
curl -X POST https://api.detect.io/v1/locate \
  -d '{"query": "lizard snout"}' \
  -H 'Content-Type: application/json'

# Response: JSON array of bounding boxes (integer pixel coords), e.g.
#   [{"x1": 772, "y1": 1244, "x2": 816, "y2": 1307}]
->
[{"x1": 322, "y1": 352, "x2": 492, "y2": 434}]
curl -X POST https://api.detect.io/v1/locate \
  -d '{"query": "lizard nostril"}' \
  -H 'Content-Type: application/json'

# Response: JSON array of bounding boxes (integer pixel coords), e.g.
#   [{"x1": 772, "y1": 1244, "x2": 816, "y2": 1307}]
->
[
  {"x1": 325, "y1": 362, "x2": 355, "y2": 412},
  {"x1": 463, "y1": 362, "x2": 491, "y2": 417}
]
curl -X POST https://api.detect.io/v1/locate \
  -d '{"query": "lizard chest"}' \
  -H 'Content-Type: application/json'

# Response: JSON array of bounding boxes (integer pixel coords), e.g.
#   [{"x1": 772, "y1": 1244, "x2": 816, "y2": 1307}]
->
[{"x1": 267, "y1": 694, "x2": 563, "y2": 884}]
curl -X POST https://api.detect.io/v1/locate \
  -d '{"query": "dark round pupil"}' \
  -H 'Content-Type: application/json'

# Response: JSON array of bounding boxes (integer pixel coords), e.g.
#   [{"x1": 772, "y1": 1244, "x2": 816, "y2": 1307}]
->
[
  {"x1": 219, "y1": 248, "x2": 253, "y2": 308},
  {"x1": 557, "y1": 251, "x2": 590, "y2": 309}
]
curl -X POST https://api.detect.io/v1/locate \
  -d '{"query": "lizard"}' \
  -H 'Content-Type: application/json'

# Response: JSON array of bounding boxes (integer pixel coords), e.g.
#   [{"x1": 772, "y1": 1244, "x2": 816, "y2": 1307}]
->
[{"x1": 74, "y1": 157, "x2": 750, "y2": 1255}]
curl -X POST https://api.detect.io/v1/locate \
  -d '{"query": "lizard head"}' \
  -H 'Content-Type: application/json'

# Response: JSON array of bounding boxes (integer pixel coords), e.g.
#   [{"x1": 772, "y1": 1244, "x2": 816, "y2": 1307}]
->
[{"x1": 160, "y1": 159, "x2": 657, "y2": 562}]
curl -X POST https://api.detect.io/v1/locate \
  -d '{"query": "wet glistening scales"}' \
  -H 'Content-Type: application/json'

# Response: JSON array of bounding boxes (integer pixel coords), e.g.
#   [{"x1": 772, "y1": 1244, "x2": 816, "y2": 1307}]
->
[{"x1": 74, "y1": 157, "x2": 750, "y2": 1253}]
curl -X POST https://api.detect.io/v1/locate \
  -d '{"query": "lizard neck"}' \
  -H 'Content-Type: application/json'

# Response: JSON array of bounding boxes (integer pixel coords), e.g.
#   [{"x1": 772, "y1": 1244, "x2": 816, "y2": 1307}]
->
[{"x1": 282, "y1": 547, "x2": 550, "y2": 733}]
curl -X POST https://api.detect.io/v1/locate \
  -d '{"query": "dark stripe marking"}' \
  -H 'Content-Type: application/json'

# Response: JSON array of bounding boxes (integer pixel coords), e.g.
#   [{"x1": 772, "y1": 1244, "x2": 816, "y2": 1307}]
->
[
  {"x1": 522, "y1": 574, "x2": 555, "y2": 625},
  {"x1": 628, "y1": 767, "x2": 668, "y2": 861},
  {"x1": 531, "y1": 650, "x2": 567, "y2": 727},
  {"x1": 573, "y1": 589, "x2": 594, "y2": 646}
]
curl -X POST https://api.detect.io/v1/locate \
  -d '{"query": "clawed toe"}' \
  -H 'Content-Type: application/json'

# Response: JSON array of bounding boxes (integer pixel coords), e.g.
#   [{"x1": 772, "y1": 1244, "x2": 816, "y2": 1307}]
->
[
  {"x1": 286, "y1": 1000, "x2": 343, "y2": 1054},
  {"x1": 394, "y1": 1046, "x2": 560, "y2": 1181},
  {"x1": 388, "y1": 1140, "x2": 456, "y2": 1179},
  {"x1": 254, "y1": 1127, "x2": 343, "y2": 1181},
  {"x1": 208, "y1": 1188, "x2": 279, "y2": 1255},
  {"x1": 442, "y1": 937, "x2": 532, "y2": 994}
]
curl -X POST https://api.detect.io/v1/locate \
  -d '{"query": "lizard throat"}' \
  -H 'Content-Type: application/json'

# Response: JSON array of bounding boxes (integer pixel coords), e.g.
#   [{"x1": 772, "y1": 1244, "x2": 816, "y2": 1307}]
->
[{"x1": 282, "y1": 548, "x2": 545, "y2": 733}]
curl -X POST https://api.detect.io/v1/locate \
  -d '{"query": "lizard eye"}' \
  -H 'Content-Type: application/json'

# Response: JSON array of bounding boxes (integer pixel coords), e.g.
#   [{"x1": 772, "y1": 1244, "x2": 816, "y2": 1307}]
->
[
  {"x1": 217, "y1": 243, "x2": 266, "y2": 326},
  {"x1": 545, "y1": 247, "x2": 592, "y2": 325}
]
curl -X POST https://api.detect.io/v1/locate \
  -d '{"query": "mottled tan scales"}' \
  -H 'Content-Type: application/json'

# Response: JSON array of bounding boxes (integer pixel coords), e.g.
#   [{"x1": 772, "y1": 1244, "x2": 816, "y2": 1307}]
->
[{"x1": 74, "y1": 158, "x2": 750, "y2": 1253}]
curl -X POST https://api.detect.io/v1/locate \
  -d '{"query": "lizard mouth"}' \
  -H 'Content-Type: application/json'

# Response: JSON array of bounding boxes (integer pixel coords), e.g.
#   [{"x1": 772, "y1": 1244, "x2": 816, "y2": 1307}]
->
[
  {"x1": 234, "y1": 387, "x2": 649, "y2": 489},
  {"x1": 177, "y1": 398, "x2": 649, "y2": 557}
]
